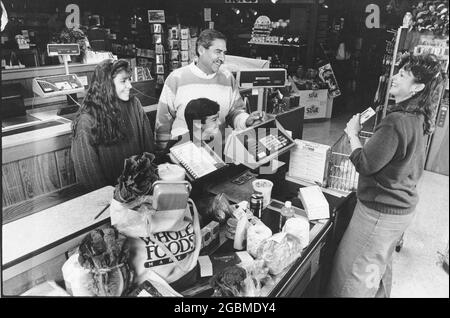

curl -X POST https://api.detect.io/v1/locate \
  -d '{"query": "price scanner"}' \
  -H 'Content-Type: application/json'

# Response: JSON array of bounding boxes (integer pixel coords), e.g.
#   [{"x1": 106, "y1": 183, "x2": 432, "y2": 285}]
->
[
  {"x1": 32, "y1": 44, "x2": 84, "y2": 99},
  {"x1": 224, "y1": 118, "x2": 295, "y2": 170}
]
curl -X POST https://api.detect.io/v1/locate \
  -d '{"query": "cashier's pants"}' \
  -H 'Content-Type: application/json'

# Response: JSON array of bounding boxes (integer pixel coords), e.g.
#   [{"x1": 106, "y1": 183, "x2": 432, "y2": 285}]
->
[{"x1": 327, "y1": 200, "x2": 415, "y2": 298}]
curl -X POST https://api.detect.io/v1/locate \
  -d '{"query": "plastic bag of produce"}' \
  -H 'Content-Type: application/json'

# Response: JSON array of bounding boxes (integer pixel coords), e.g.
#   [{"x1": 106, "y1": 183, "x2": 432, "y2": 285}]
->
[
  {"x1": 246, "y1": 217, "x2": 272, "y2": 258},
  {"x1": 240, "y1": 259, "x2": 272, "y2": 297},
  {"x1": 62, "y1": 254, "x2": 96, "y2": 296},
  {"x1": 205, "y1": 193, "x2": 235, "y2": 224},
  {"x1": 62, "y1": 227, "x2": 133, "y2": 296},
  {"x1": 256, "y1": 232, "x2": 303, "y2": 275}
]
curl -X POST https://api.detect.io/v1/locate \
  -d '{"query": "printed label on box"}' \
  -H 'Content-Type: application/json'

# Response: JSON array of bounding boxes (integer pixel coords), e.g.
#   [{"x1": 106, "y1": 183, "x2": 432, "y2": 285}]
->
[{"x1": 296, "y1": 89, "x2": 328, "y2": 119}]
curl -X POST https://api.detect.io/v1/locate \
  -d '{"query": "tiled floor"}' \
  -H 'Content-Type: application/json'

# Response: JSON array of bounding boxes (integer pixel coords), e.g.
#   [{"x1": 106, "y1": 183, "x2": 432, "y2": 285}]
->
[{"x1": 302, "y1": 113, "x2": 449, "y2": 298}]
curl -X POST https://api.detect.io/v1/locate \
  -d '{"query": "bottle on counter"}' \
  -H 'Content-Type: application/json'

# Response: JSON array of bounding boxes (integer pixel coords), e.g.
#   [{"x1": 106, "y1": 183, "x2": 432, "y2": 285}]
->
[{"x1": 279, "y1": 201, "x2": 294, "y2": 231}]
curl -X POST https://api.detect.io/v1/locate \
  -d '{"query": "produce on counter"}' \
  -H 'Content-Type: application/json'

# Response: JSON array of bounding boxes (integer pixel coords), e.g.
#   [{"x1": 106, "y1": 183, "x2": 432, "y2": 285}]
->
[
  {"x1": 240, "y1": 259, "x2": 273, "y2": 297},
  {"x1": 233, "y1": 215, "x2": 249, "y2": 250},
  {"x1": 206, "y1": 193, "x2": 235, "y2": 224},
  {"x1": 282, "y1": 216, "x2": 310, "y2": 247},
  {"x1": 210, "y1": 265, "x2": 247, "y2": 297},
  {"x1": 256, "y1": 232, "x2": 303, "y2": 275},
  {"x1": 114, "y1": 152, "x2": 159, "y2": 203},
  {"x1": 246, "y1": 217, "x2": 272, "y2": 258},
  {"x1": 63, "y1": 226, "x2": 134, "y2": 296}
]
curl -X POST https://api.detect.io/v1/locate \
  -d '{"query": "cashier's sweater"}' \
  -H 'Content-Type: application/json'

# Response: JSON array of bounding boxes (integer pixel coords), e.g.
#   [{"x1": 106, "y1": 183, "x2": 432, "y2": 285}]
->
[
  {"x1": 349, "y1": 110, "x2": 427, "y2": 215},
  {"x1": 71, "y1": 97, "x2": 155, "y2": 191}
]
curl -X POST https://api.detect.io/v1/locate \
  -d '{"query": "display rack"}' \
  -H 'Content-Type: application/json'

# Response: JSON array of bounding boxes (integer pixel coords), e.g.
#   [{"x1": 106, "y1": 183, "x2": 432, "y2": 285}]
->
[{"x1": 373, "y1": 26, "x2": 449, "y2": 130}]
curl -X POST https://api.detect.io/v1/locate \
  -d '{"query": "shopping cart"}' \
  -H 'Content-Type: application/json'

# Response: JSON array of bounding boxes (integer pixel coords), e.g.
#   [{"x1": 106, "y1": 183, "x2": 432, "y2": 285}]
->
[{"x1": 327, "y1": 131, "x2": 373, "y2": 194}]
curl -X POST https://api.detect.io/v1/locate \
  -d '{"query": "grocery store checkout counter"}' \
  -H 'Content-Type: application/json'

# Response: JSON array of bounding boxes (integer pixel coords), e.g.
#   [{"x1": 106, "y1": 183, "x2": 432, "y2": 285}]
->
[
  {"x1": 2, "y1": 64, "x2": 356, "y2": 297},
  {"x1": 2, "y1": 165, "x2": 355, "y2": 297},
  {"x1": 2, "y1": 117, "x2": 356, "y2": 297}
]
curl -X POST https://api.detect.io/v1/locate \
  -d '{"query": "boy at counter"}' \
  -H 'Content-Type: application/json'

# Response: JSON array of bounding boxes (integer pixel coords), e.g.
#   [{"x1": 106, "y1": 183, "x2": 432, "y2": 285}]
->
[
  {"x1": 71, "y1": 59, "x2": 156, "y2": 191},
  {"x1": 184, "y1": 97, "x2": 220, "y2": 144}
]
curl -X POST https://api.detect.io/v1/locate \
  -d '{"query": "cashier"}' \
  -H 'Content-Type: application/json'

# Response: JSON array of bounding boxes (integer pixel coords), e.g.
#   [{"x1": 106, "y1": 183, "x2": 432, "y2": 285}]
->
[
  {"x1": 155, "y1": 28, "x2": 263, "y2": 151},
  {"x1": 71, "y1": 59, "x2": 156, "y2": 191}
]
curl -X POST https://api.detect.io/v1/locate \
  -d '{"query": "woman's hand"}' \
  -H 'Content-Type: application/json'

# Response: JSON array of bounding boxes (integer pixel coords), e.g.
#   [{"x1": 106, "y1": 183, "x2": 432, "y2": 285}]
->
[{"x1": 344, "y1": 114, "x2": 362, "y2": 138}]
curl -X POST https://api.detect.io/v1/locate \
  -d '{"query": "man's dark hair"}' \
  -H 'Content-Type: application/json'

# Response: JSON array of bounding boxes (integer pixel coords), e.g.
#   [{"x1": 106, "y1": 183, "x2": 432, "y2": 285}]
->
[
  {"x1": 196, "y1": 29, "x2": 227, "y2": 56},
  {"x1": 184, "y1": 98, "x2": 220, "y2": 139}
]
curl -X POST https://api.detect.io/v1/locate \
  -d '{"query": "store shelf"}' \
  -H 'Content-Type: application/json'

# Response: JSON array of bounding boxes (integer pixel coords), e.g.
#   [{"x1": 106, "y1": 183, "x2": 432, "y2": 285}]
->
[{"x1": 248, "y1": 41, "x2": 306, "y2": 48}]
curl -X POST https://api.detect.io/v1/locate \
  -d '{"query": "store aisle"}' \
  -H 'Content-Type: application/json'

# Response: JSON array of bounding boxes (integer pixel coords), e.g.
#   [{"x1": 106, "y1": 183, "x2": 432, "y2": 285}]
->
[
  {"x1": 303, "y1": 115, "x2": 450, "y2": 298},
  {"x1": 391, "y1": 171, "x2": 449, "y2": 298}
]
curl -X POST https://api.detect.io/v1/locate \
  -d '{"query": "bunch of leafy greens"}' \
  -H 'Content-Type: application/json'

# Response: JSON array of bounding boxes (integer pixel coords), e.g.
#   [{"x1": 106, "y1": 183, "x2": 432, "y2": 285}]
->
[
  {"x1": 78, "y1": 227, "x2": 133, "y2": 296},
  {"x1": 206, "y1": 193, "x2": 235, "y2": 224},
  {"x1": 114, "y1": 152, "x2": 159, "y2": 203},
  {"x1": 210, "y1": 265, "x2": 247, "y2": 297}
]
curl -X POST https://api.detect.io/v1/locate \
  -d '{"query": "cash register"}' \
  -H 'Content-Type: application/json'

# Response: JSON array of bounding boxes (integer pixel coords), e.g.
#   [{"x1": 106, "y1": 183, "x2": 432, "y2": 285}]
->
[
  {"x1": 224, "y1": 68, "x2": 295, "y2": 170},
  {"x1": 32, "y1": 43, "x2": 84, "y2": 114},
  {"x1": 224, "y1": 118, "x2": 295, "y2": 170}
]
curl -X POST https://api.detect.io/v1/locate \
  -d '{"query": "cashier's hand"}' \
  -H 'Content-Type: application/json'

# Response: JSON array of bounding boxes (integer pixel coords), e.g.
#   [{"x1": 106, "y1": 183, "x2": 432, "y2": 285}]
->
[
  {"x1": 245, "y1": 111, "x2": 265, "y2": 127},
  {"x1": 344, "y1": 114, "x2": 362, "y2": 138}
]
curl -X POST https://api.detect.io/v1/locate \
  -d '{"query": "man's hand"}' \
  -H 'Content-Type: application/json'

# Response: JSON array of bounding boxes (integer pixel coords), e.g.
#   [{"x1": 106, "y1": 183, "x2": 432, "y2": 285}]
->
[
  {"x1": 245, "y1": 111, "x2": 265, "y2": 127},
  {"x1": 344, "y1": 113, "x2": 362, "y2": 138}
]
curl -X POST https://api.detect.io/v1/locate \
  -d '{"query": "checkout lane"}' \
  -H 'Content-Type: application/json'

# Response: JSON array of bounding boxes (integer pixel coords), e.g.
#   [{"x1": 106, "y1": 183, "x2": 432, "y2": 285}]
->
[
  {"x1": 1, "y1": 56, "x2": 356, "y2": 297},
  {"x1": 2, "y1": 158, "x2": 353, "y2": 297}
]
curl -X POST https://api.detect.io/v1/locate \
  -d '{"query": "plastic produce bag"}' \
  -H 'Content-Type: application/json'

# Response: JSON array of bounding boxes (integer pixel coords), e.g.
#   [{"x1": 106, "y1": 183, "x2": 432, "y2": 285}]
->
[
  {"x1": 246, "y1": 217, "x2": 272, "y2": 258},
  {"x1": 240, "y1": 259, "x2": 271, "y2": 297},
  {"x1": 62, "y1": 253, "x2": 96, "y2": 296},
  {"x1": 205, "y1": 193, "x2": 235, "y2": 224},
  {"x1": 256, "y1": 232, "x2": 303, "y2": 275}
]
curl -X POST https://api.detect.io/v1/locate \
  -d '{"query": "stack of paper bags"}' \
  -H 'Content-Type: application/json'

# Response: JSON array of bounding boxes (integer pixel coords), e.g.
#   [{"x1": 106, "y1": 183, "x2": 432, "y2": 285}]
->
[{"x1": 298, "y1": 185, "x2": 329, "y2": 221}]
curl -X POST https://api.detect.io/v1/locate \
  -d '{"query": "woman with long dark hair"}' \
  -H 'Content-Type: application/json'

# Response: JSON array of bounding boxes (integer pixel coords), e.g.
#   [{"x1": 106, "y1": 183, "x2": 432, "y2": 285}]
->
[
  {"x1": 71, "y1": 59, "x2": 155, "y2": 191},
  {"x1": 328, "y1": 53, "x2": 445, "y2": 297}
]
